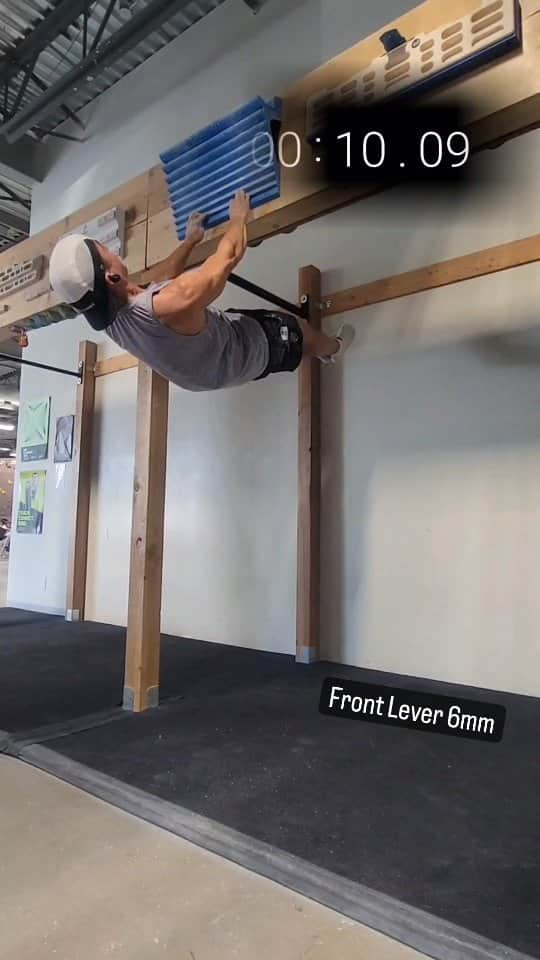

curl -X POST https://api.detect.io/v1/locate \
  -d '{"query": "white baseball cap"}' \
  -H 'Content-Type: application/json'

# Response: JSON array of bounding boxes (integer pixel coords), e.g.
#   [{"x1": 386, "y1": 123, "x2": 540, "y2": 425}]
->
[{"x1": 49, "y1": 234, "x2": 111, "y2": 330}]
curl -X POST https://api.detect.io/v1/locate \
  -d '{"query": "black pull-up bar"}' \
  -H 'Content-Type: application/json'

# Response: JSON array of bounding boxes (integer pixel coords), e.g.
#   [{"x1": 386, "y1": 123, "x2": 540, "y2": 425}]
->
[
  {"x1": 228, "y1": 273, "x2": 309, "y2": 320},
  {"x1": 0, "y1": 353, "x2": 83, "y2": 381}
]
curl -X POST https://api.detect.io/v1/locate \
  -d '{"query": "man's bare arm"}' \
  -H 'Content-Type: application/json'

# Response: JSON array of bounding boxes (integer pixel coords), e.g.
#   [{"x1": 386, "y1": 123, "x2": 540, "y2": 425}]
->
[{"x1": 152, "y1": 192, "x2": 251, "y2": 334}]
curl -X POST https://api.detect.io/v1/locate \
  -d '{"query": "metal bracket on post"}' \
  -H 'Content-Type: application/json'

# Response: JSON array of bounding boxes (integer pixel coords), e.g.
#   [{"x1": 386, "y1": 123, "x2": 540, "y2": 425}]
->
[{"x1": 77, "y1": 360, "x2": 84, "y2": 384}]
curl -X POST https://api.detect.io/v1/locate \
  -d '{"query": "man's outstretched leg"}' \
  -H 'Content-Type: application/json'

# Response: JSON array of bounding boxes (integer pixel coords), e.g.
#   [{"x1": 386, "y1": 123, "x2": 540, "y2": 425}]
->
[
  {"x1": 48, "y1": 190, "x2": 358, "y2": 394},
  {"x1": 235, "y1": 308, "x2": 356, "y2": 383}
]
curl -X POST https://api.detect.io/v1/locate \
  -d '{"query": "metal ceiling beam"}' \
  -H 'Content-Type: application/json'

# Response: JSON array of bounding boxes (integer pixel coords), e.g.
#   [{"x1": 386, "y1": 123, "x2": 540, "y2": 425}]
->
[
  {"x1": 30, "y1": 69, "x2": 87, "y2": 131},
  {"x1": 9, "y1": 56, "x2": 38, "y2": 120},
  {"x1": 1, "y1": 0, "x2": 201, "y2": 143},
  {"x1": 0, "y1": 208, "x2": 28, "y2": 235},
  {"x1": 0, "y1": 0, "x2": 92, "y2": 82},
  {"x1": 88, "y1": 0, "x2": 118, "y2": 55},
  {"x1": 0, "y1": 179, "x2": 30, "y2": 209}
]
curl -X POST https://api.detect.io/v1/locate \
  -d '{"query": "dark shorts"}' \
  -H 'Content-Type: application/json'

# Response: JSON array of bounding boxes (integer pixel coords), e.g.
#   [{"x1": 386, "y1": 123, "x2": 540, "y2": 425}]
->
[{"x1": 230, "y1": 308, "x2": 304, "y2": 380}]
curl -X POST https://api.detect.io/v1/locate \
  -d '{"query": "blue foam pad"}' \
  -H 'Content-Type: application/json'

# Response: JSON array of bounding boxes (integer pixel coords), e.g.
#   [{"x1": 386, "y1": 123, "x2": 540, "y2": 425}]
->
[{"x1": 160, "y1": 97, "x2": 282, "y2": 240}]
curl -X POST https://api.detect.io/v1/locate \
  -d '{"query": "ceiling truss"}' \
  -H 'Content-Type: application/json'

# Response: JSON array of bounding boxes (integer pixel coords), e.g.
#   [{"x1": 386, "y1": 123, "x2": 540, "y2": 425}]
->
[{"x1": 0, "y1": 0, "x2": 262, "y2": 144}]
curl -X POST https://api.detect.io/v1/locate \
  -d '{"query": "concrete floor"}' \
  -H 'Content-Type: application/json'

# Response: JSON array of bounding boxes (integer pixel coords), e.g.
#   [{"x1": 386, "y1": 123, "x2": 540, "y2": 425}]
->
[{"x1": 0, "y1": 756, "x2": 428, "y2": 960}]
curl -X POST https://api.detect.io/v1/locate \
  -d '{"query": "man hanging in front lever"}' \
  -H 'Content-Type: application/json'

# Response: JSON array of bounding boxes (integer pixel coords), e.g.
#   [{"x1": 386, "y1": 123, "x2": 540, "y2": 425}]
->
[{"x1": 48, "y1": 191, "x2": 354, "y2": 392}]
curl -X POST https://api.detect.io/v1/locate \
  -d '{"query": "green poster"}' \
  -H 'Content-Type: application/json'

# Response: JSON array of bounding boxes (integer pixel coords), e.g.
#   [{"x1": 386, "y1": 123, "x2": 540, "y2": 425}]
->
[
  {"x1": 20, "y1": 398, "x2": 50, "y2": 462},
  {"x1": 17, "y1": 470, "x2": 46, "y2": 534}
]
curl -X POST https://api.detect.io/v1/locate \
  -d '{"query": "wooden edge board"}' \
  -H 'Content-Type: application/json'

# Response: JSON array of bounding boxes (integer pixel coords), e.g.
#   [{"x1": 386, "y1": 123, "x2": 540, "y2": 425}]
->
[
  {"x1": 135, "y1": 181, "x2": 385, "y2": 284},
  {"x1": 323, "y1": 233, "x2": 540, "y2": 316},
  {"x1": 94, "y1": 354, "x2": 139, "y2": 377}
]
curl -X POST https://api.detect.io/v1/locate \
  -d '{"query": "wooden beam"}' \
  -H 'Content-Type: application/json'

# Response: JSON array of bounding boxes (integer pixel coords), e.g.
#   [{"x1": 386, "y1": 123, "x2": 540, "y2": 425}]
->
[
  {"x1": 324, "y1": 233, "x2": 540, "y2": 316},
  {"x1": 139, "y1": 181, "x2": 381, "y2": 285},
  {"x1": 65, "y1": 340, "x2": 97, "y2": 622},
  {"x1": 95, "y1": 353, "x2": 138, "y2": 377},
  {"x1": 123, "y1": 363, "x2": 169, "y2": 712},
  {"x1": 296, "y1": 266, "x2": 321, "y2": 664}
]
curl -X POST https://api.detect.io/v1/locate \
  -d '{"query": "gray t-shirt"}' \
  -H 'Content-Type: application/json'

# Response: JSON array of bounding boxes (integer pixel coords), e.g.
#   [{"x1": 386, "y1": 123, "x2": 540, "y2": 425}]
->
[{"x1": 106, "y1": 281, "x2": 269, "y2": 392}]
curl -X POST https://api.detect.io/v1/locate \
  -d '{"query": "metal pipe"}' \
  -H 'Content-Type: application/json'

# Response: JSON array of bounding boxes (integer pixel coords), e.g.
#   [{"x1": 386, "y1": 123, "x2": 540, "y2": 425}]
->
[
  {"x1": 83, "y1": 7, "x2": 89, "y2": 60},
  {"x1": 1, "y1": 0, "x2": 208, "y2": 142},
  {"x1": 0, "y1": 0, "x2": 91, "y2": 83},
  {"x1": 30, "y1": 71, "x2": 86, "y2": 130},
  {"x1": 9, "y1": 56, "x2": 38, "y2": 119},
  {"x1": 228, "y1": 273, "x2": 309, "y2": 320},
  {"x1": 89, "y1": 0, "x2": 118, "y2": 56},
  {"x1": 0, "y1": 353, "x2": 82, "y2": 380}
]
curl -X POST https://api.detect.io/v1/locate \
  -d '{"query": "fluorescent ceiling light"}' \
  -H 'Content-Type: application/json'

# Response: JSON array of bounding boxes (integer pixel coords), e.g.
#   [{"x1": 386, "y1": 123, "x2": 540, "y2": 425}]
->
[{"x1": 0, "y1": 424, "x2": 15, "y2": 432}]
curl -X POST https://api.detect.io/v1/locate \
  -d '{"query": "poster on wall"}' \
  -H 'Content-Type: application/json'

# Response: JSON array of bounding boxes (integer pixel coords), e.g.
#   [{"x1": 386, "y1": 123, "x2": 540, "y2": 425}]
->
[
  {"x1": 54, "y1": 415, "x2": 74, "y2": 463},
  {"x1": 20, "y1": 398, "x2": 50, "y2": 462},
  {"x1": 16, "y1": 470, "x2": 46, "y2": 534}
]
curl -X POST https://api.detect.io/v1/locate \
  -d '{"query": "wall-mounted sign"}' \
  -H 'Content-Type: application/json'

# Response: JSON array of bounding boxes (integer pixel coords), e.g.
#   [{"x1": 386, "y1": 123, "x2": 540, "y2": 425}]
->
[
  {"x1": 20, "y1": 397, "x2": 50, "y2": 462},
  {"x1": 306, "y1": 0, "x2": 521, "y2": 139},
  {"x1": 54, "y1": 415, "x2": 74, "y2": 463},
  {"x1": 62, "y1": 206, "x2": 126, "y2": 257},
  {"x1": 0, "y1": 255, "x2": 45, "y2": 301},
  {"x1": 17, "y1": 470, "x2": 46, "y2": 534}
]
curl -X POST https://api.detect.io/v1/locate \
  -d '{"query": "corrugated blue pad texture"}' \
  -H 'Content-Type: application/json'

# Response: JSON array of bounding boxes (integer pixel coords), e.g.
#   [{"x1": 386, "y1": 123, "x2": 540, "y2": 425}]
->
[{"x1": 160, "y1": 97, "x2": 282, "y2": 240}]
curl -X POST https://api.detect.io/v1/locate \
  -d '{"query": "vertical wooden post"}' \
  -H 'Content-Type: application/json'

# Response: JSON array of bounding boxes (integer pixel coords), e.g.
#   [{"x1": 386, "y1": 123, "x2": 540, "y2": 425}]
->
[
  {"x1": 66, "y1": 340, "x2": 97, "y2": 622},
  {"x1": 296, "y1": 265, "x2": 321, "y2": 663},
  {"x1": 123, "y1": 363, "x2": 169, "y2": 712}
]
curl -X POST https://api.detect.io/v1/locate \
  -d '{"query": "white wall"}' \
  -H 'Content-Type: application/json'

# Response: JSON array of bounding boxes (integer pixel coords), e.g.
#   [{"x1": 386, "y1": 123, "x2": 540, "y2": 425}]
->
[
  {"x1": 9, "y1": 0, "x2": 540, "y2": 695},
  {"x1": 8, "y1": 316, "x2": 94, "y2": 614},
  {"x1": 84, "y1": 364, "x2": 137, "y2": 626}
]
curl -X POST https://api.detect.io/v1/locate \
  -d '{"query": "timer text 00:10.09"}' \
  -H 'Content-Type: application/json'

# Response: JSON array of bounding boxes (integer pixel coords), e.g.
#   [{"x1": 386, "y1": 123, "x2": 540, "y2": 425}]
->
[{"x1": 250, "y1": 128, "x2": 471, "y2": 175}]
